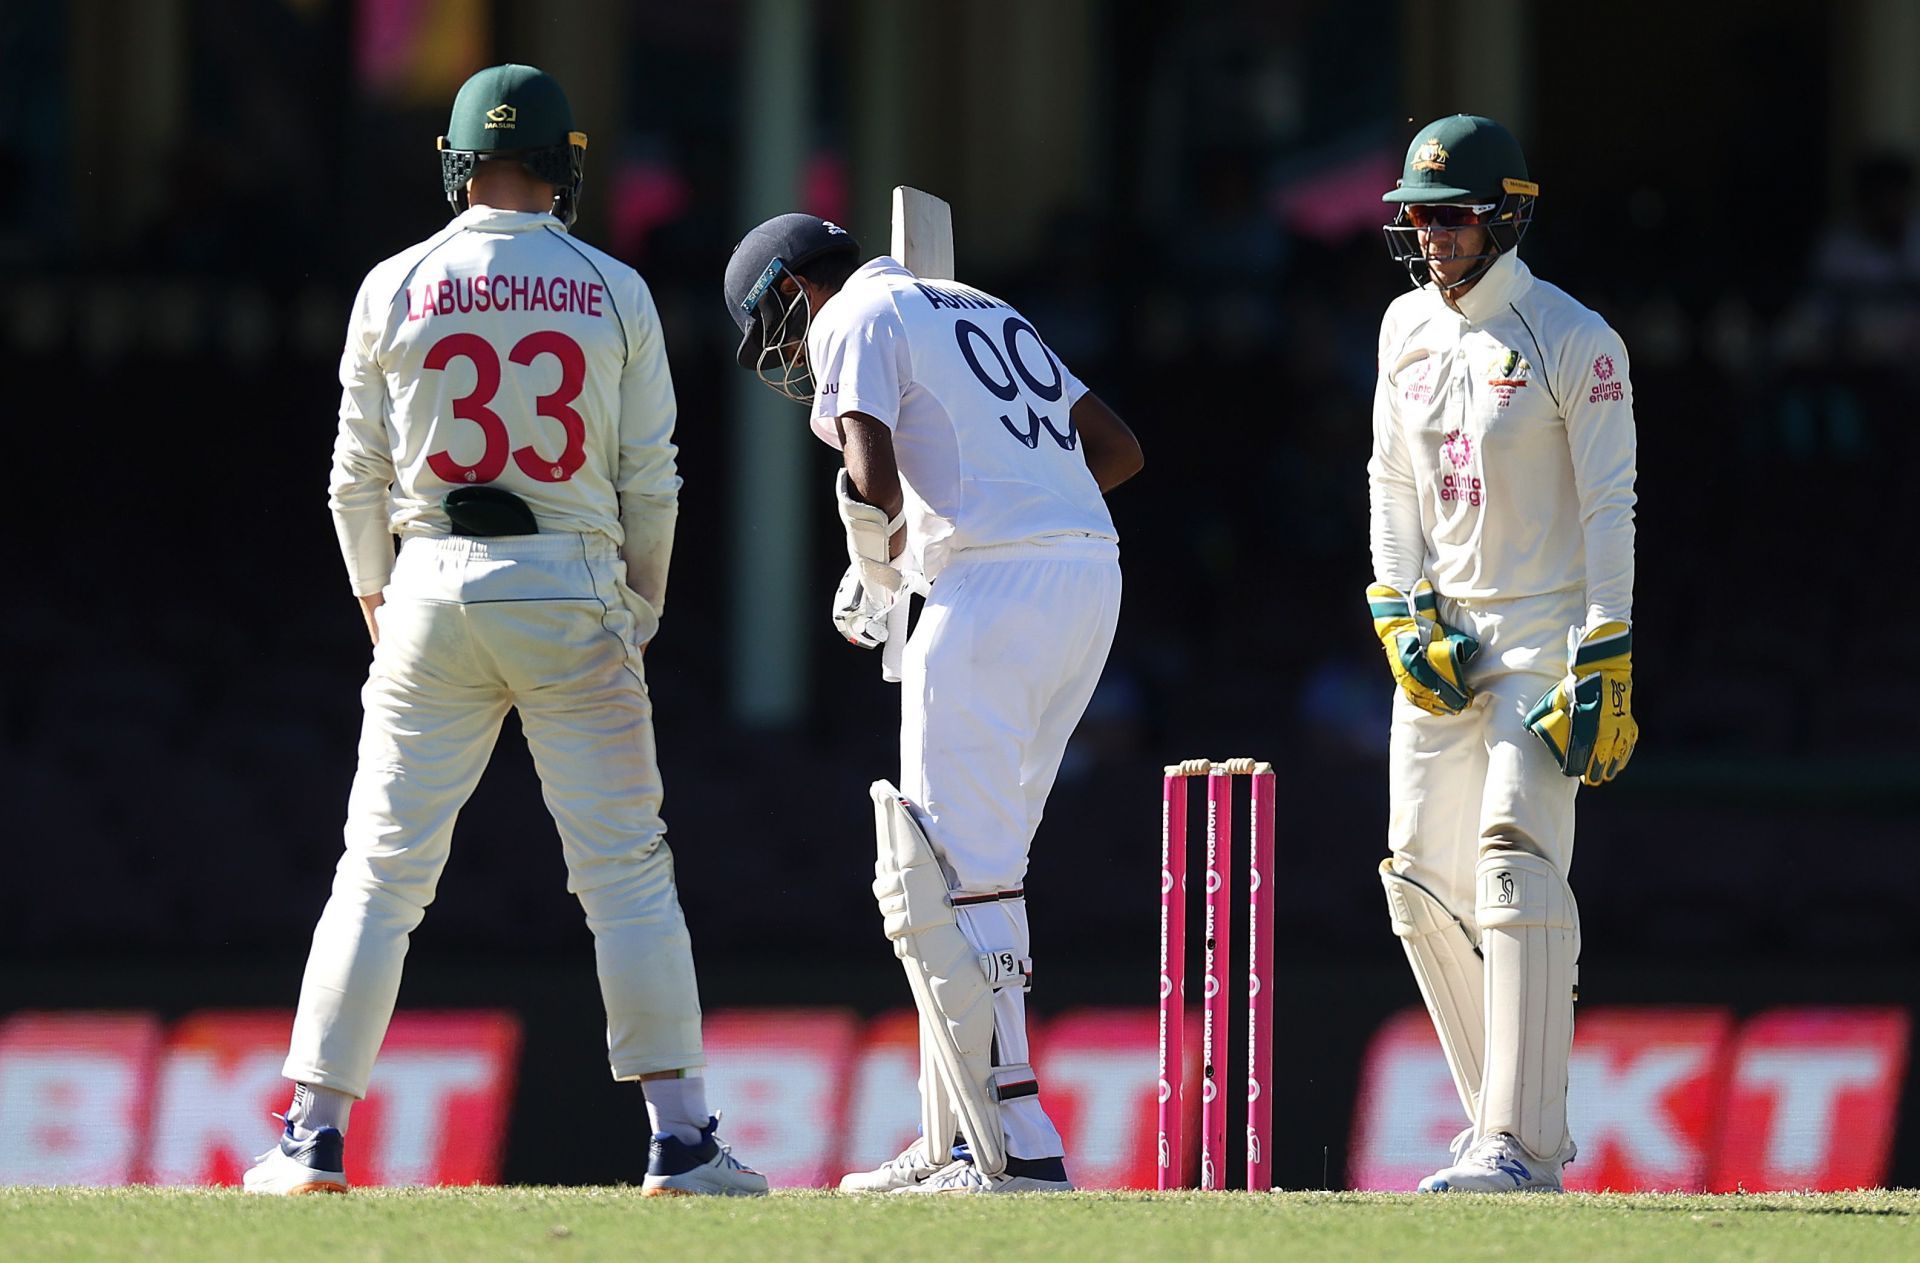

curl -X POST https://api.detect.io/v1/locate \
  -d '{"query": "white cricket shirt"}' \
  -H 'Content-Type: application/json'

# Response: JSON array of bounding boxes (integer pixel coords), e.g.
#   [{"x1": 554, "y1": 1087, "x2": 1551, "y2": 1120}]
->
[
  {"x1": 1368, "y1": 251, "x2": 1636, "y2": 629},
  {"x1": 330, "y1": 207, "x2": 680, "y2": 615},
  {"x1": 807, "y1": 258, "x2": 1117, "y2": 579}
]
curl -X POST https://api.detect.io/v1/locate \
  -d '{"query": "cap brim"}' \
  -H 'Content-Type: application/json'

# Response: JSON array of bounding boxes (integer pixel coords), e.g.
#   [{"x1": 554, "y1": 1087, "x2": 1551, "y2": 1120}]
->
[{"x1": 1383, "y1": 185, "x2": 1477, "y2": 204}]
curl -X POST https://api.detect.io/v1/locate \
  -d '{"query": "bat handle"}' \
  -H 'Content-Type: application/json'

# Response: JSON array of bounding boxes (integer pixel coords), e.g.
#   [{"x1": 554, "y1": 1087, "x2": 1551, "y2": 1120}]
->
[{"x1": 880, "y1": 598, "x2": 909, "y2": 683}]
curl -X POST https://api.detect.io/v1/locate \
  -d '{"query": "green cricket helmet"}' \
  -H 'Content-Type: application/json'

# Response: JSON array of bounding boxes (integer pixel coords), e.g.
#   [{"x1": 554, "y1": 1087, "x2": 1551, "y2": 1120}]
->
[
  {"x1": 1382, "y1": 114, "x2": 1538, "y2": 291},
  {"x1": 437, "y1": 64, "x2": 588, "y2": 228}
]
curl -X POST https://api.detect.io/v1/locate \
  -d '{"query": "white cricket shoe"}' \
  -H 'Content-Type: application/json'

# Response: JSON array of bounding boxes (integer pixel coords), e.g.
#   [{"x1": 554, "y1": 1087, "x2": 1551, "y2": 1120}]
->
[
  {"x1": 890, "y1": 1156, "x2": 1073, "y2": 1194},
  {"x1": 1418, "y1": 1131, "x2": 1575, "y2": 1193},
  {"x1": 243, "y1": 1123, "x2": 348, "y2": 1195},
  {"x1": 641, "y1": 1115, "x2": 769, "y2": 1197},
  {"x1": 839, "y1": 1139, "x2": 945, "y2": 1192}
]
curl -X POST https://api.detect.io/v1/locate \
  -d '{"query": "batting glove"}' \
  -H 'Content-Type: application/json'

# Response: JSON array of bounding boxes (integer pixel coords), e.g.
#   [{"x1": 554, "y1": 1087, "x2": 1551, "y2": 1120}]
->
[
  {"x1": 1525, "y1": 620, "x2": 1637, "y2": 785},
  {"x1": 831, "y1": 558, "x2": 901, "y2": 649},
  {"x1": 1366, "y1": 579, "x2": 1480, "y2": 716}
]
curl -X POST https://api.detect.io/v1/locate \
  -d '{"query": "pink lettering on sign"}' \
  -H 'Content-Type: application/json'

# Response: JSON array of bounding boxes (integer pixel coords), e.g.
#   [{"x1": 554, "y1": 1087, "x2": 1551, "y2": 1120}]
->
[
  {"x1": 1708, "y1": 1008, "x2": 1909, "y2": 1193},
  {"x1": 1350, "y1": 1004, "x2": 1910, "y2": 1192}
]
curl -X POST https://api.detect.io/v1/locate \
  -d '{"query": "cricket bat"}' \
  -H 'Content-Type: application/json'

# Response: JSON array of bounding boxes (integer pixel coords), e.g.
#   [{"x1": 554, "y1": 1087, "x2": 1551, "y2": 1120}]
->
[{"x1": 878, "y1": 187, "x2": 953, "y2": 682}]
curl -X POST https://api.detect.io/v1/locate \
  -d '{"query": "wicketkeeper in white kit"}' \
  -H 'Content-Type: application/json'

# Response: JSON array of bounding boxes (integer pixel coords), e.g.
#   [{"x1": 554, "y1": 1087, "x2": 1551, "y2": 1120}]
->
[
  {"x1": 724, "y1": 213, "x2": 1143, "y2": 1192},
  {"x1": 1368, "y1": 115, "x2": 1638, "y2": 1192},
  {"x1": 245, "y1": 64, "x2": 765, "y2": 1197}
]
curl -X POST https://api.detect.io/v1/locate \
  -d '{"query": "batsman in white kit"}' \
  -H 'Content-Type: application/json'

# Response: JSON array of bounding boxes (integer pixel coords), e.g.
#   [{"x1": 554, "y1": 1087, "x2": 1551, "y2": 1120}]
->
[
  {"x1": 244, "y1": 64, "x2": 765, "y2": 1197},
  {"x1": 723, "y1": 197, "x2": 1143, "y2": 1193},
  {"x1": 1368, "y1": 115, "x2": 1638, "y2": 1192}
]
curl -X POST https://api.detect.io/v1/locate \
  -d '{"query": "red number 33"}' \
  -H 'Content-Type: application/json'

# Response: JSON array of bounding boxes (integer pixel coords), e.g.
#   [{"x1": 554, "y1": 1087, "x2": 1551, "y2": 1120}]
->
[{"x1": 423, "y1": 330, "x2": 588, "y2": 484}]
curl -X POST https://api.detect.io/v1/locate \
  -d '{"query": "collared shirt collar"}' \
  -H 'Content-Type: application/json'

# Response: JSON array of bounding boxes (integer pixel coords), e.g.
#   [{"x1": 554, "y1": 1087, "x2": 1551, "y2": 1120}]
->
[
  {"x1": 1444, "y1": 249, "x2": 1532, "y2": 324},
  {"x1": 850, "y1": 255, "x2": 913, "y2": 281},
  {"x1": 455, "y1": 205, "x2": 564, "y2": 232}
]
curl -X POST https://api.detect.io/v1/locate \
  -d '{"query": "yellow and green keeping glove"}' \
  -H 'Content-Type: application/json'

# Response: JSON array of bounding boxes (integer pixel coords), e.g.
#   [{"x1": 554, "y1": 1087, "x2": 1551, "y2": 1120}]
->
[
  {"x1": 1366, "y1": 579, "x2": 1481, "y2": 716},
  {"x1": 1525, "y1": 620, "x2": 1637, "y2": 785}
]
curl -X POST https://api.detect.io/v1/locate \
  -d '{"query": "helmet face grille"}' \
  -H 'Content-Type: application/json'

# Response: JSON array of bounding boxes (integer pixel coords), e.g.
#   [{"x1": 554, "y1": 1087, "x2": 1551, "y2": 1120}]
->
[
  {"x1": 1381, "y1": 192, "x2": 1535, "y2": 292},
  {"x1": 438, "y1": 138, "x2": 587, "y2": 229},
  {"x1": 748, "y1": 279, "x2": 818, "y2": 403}
]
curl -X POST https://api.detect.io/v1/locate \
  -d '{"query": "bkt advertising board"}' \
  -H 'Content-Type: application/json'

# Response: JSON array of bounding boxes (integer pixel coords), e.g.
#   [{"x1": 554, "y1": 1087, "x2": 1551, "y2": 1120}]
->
[{"x1": 0, "y1": 1005, "x2": 1905, "y2": 1189}]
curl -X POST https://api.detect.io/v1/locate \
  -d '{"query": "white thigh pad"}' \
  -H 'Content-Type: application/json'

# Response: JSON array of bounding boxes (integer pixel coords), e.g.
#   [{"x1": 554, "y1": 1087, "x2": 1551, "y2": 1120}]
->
[
  {"x1": 1381, "y1": 860, "x2": 1485, "y2": 1124},
  {"x1": 1476, "y1": 849, "x2": 1579, "y2": 1159},
  {"x1": 870, "y1": 780, "x2": 1031, "y2": 1175}
]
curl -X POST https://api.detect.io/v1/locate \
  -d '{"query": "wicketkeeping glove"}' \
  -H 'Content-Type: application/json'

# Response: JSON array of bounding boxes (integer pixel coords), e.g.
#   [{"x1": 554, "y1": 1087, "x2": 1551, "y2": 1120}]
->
[
  {"x1": 1366, "y1": 579, "x2": 1481, "y2": 716},
  {"x1": 1525, "y1": 620, "x2": 1637, "y2": 785}
]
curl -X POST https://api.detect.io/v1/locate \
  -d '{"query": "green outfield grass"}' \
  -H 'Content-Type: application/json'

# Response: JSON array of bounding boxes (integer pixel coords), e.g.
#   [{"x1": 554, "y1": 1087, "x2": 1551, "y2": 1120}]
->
[{"x1": 5, "y1": 1188, "x2": 1917, "y2": 1263}]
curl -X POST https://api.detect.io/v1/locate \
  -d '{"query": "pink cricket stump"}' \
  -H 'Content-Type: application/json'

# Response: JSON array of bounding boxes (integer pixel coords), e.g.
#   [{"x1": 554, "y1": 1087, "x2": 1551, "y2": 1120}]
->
[
  {"x1": 1246, "y1": 764, "x2": 1276, "y2": 1191},
  {"x1": 1200, "y1": 765, "x2": 1234, "y2": 1190},
  {"x1": 1157, "y1": 768, "x2": 1188, "y2": 1190}
]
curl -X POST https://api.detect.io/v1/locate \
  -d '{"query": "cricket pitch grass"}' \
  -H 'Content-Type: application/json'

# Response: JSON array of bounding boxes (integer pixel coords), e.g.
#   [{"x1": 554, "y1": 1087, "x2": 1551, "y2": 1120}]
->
[{"x1": 6, "y1": 1187, "x2": 1917, "y2": 1262}]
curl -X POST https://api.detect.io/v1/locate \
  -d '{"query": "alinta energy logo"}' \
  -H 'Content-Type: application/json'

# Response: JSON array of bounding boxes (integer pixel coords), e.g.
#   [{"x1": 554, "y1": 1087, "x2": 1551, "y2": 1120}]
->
[
  {"x1": 1439, "y1": 428, "x2": 1482, "y2": 507},
  {"x1": 1589, "y1": 353, "x2": 1624, "y2": 403},
  {"x1": 1402, "y1": 357, "x2": 1435, "y2": 405}
]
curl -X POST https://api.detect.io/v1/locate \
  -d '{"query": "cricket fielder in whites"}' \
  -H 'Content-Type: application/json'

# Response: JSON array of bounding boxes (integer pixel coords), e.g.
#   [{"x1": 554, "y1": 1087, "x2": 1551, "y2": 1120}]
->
[
  {"x1": 1368, "y1": 115, "x2": 1637, "y2": 1192},
  {"x1": 723, "y1": 212, "x2": 1143, "y2": 1192},
  {"x1": 244, "y1": 64, "x2": 765, "y2": 1197}
]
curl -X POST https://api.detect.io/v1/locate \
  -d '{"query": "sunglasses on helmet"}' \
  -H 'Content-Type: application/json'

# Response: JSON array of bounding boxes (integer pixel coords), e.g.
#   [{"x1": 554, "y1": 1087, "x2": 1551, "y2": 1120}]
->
[{"x1": 1403, "y1": 203, "x2": 1498, "y2": 229}]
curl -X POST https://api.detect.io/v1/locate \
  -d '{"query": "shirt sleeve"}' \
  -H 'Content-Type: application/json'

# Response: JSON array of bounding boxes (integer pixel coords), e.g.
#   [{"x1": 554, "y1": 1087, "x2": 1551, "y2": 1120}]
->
[
  {"x1": 1057, "y1": 346, "x2": 1088, "y2": 407},
  {"x1": 809, "y1": 297, "x2": 909, "y2": 438},
  {"x1": 327, "y1": 275, "x2": 398, "y2": 597},
  {"x1": 1560, "y1": 322, "x2": 1637, "y2": 628},
  {"x1": 1366, "y1": 313, "x2": 1426, "y2": 591},
  {"x1": 616, "y1": 275, "x2": 682, "y2": 621}
]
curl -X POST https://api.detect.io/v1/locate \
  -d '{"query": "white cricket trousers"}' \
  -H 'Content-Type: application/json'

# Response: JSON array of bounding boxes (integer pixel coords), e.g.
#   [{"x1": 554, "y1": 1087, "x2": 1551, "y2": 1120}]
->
[
  {"x1": 284, "y1": 534, "x2": 702, "y2": 1098},
  {"x1": 1383, "y1": 587, "x2": 1584, "y2": 1149},
  {"x1": 900, "y1": 541, "x2": 1122, "y2": 1161},
  {"x1": 1384, "y1": 588, "x2": 1584, "y2": 916}
]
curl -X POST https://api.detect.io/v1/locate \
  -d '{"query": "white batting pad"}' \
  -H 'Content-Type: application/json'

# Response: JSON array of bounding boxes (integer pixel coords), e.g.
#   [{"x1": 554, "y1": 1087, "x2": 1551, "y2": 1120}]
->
[
  {"x1": 1475, "y1": 849, "x2": 1580, "y2": 1160},
  {"x1": 870, "y1": 779, "x2": 1010, "y2": 1174},
  {"x1": 1381, "y1": 859, "x2": 1485, "y2": 1124}
]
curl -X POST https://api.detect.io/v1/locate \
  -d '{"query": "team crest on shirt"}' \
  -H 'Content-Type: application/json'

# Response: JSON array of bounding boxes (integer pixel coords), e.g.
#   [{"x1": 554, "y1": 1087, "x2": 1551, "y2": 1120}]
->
[{"x1": 1485, "y1": 347, "x2": 1531, "y2": 408}]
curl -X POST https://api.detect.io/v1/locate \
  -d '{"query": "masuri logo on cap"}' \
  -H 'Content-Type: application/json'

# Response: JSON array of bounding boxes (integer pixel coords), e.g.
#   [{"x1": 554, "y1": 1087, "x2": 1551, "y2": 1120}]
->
[{"x1": 485, "y1": 104, "x2": 517, "y2": 130}]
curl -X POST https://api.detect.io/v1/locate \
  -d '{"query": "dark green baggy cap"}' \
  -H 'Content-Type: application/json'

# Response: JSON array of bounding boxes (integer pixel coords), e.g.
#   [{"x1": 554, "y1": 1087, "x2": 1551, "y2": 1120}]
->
[
  {"x1": 1383, "y1": 114, "x2": 1537, "y2": 204},
  {"x1": 436, "y1": 64, "x2": 588, "y2": 227},
  {"x1": 444, "y1": 64, "x2": 576, "y2": 152}
]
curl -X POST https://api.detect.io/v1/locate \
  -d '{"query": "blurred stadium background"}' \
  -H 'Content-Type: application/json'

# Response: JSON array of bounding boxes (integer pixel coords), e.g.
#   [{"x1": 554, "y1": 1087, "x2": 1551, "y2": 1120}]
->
[{"x1": 2, "y1": 0, "x2": 1913, "y2": 1191}]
